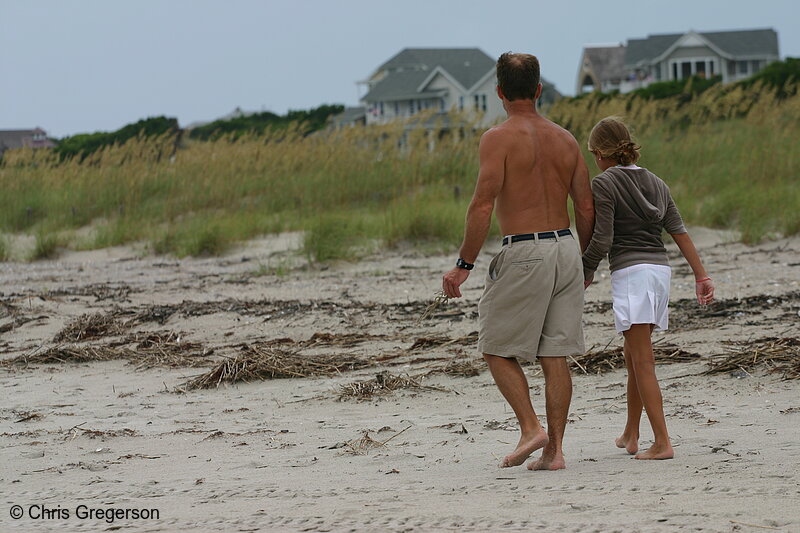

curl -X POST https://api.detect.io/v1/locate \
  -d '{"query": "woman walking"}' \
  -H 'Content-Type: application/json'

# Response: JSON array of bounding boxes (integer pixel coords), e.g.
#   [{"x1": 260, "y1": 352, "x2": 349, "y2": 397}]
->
[{"x1": 582, "y1": 117, "x2": 715, "y2": 460}]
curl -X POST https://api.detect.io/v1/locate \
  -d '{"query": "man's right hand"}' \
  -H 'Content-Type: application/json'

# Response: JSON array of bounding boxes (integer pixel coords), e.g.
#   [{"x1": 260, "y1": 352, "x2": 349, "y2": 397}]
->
[{"x1": 442, "y1": 267, "x2": 470, "y2": 298}]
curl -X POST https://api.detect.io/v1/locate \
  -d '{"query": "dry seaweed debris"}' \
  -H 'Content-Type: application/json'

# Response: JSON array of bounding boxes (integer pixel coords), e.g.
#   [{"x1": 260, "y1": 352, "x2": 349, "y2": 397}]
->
[
  {"x1": 337, "y1": 371, "x2": 449, "y2": 400},
  {"x1": 670, "y1": 291, "x2": 800, "y2": 330},
  {"x1": 300, "y1": 332, "x2": 390, "y2": 348},
  {"x1": 409, "y1": 332, "x2": 478, "y2": 351},
  {"x1": 2, "y1": 332, "x2": 212, "y2": 370},
  {"x1": 342, "y1": 431, "x2": 386, "y2": 455},
  {"x1": 703, "y1": 337, "x2": 800, "y2": 379},
  {"x1": 64, "y1": 424, "x2": 137, "y2": 440},
  {"x1": 41, "y1": 283, "x2": 136, "y2": 302},
  {"x1": 2, "y1": 345, "x2": 123, "y2": 367},
  {"x1": 570, "y1": 343, "x2": 700, "y2": 375},
  {"x1": 181, "y1": 344, "x2": 372, "y2": 390},
  {"x1": 418, "y1": 291, "x2": 451, "y2": 322},
  {"x1": 430, "y1": 357, "x2": 484, "y2": 377},
  {"x1": 53, "y1": 312, "x2": 128, "y2": 342}
]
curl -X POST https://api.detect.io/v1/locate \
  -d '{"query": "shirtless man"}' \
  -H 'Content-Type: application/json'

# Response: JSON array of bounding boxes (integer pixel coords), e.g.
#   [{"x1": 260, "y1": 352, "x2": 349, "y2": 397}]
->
[{"x1": 442, "y1": 53, "x2": 594, "y2": 470}]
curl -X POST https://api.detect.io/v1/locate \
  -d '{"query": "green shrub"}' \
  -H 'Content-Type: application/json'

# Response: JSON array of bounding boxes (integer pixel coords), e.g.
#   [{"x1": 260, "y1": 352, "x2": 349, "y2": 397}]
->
[
  {"x1": 55, "y1": 116, "x2": 179, "y2": 160},
  {"x1": 188, "y1": 104, "x2": 344, "y2": 141},
  {"x1": 30, "y1": 232, "x2": 59, "y2": 261},
  {"x1": 303, "y1": 214, "x2": 364, "y2": 263},
  {"x1": 151, "y1": 218, "x2": 230, "y2": 257},
  {"x1": 0, "y1": 235, "x2": 9, "y2": 261}
]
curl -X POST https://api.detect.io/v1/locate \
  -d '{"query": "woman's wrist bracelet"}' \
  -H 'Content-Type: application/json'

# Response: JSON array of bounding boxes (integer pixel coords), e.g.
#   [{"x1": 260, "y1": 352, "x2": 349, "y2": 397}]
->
[{"x1": 695, "y1": 277, "x2": 711, "y2": 283}]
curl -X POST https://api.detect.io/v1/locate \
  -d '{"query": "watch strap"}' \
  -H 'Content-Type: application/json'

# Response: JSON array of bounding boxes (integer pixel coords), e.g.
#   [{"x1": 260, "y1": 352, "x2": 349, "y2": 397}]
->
[{"x1": 456, "y1": 258, "x2": 474, "y2": 270}]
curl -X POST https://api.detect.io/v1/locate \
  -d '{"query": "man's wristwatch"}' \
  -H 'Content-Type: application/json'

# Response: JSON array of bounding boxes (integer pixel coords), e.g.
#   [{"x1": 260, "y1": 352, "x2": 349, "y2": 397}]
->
[{"x1": 456, "y1": 258, "x2": 474, "y2": 270}]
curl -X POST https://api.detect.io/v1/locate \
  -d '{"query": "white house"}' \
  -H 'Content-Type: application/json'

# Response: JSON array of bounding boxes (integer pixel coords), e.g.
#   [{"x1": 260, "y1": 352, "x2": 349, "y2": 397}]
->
[
  {"x1": 577, "y1": 28, "x2": 780, "y2": 94},
  {"x1": 359, "y1": 48, "x2": 559, "y2": 127}
]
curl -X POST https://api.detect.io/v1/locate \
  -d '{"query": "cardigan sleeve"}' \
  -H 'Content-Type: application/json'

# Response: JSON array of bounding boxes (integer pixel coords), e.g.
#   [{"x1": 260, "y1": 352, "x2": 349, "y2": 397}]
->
[
  {"x1": 581, "y1": 177, "x2": 616, "y2": 281},
  {"x1": 663, "y1": 190, "x2": 687, "y2": 234}
]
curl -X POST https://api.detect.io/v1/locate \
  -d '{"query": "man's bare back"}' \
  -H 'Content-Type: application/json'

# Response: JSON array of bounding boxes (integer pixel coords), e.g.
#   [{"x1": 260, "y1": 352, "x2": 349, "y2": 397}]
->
[{"x1": 490, "y1": 113, "x2": 588, "y2": 237}]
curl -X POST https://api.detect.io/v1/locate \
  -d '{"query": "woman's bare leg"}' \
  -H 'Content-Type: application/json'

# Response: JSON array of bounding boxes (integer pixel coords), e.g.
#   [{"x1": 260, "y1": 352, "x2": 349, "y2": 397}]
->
[
  {"x1": 622, "y1": 324, "x2": 674, "y2": 460},
  {"x1": 616, "y1": 334, "x2": 643, "y2": 454}
]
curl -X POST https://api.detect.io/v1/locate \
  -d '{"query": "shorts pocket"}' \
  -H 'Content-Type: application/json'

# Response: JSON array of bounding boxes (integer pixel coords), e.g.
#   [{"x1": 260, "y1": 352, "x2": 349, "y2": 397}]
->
[
  {"x1": 487, "y1": 250, "x2": 507, "y2": 281},
  {"x1": 510, "y1": 258, "x2": 543, "y2": 272}
]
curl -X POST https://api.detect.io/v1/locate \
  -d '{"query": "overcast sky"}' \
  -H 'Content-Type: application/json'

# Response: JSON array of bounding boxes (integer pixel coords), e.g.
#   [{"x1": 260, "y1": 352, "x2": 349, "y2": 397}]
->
[{"x1": 2, "y1": 0, "x2": 798, "y2": 138}]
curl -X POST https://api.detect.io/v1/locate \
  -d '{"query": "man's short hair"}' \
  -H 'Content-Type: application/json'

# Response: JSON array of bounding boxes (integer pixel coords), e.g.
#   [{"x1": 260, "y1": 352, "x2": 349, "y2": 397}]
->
[{"x1": 496, "y1": 52, "x2": 541, "y2": 101}]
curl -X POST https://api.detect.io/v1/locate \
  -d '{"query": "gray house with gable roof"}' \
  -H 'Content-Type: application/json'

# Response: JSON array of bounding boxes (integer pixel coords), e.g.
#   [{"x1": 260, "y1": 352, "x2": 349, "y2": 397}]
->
[
  {"x1": 0, "y1": 128, "x2": 55, "y2": 156},
  {"x1": 577, "y1": 28, "x2": 779, "y2": 94},
  {"x1": 359, "y1": 48, "x2": 559, "y2": 127}
]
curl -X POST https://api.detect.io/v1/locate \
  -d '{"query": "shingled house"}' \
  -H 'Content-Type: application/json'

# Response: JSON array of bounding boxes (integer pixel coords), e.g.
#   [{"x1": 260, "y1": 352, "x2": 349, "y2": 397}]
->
[
  {"x1": 0, "y1": 128, "x2": 55, "y2": 156},
  {"x1": 358, "y1": 48, "x2": 560, "y2": 127},
  {"x1": 577, "y1": 28, "x2": 780, "y2": 94},
  {"x1": 576, "y1": 44, "x2": 626, "y2": 94}
]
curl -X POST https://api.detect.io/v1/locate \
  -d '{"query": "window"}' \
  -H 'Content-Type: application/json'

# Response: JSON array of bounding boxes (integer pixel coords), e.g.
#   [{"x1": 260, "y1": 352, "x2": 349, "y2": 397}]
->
[
  {"x1": 474, "y1": 94, "x2": 480, "y2": 110},
  {"x1": 727, "y1": 60, "x2": 736, "y2": 77},
  {"x1": 409, "y1": 100, "x2": 414, "y2": 114},
  {"x1": 458, "y1": 96, "x2": 464, "y2": 110},
  {"x1": 394, "y1": 102, "x2": 399, "y2": 115},
  {"x1": 738, "y1": 60, "x2": 748, "y2": 75},
  {"x1": 481, "y1": 94, "x2": 487, "y2": 112},
  {"x1": 672, "y1": 62, "x2": 678, "y2": 80},
  {"x1": 681, "y1": 62, "x2": 691, "y2": 79},
  {"x1": 379, "y1": 102, "x2": 384, "y2": 116},
  {"x1": 695, "y1": 61, "x2": 706, "y2": 78},
  {"x1": 439, "y1": 98, "x2": 445, "y2": 112},
  {"x1": 709, "y1": 61, "x2": 714, "y2": 75},
  {"x1": 751, "y1": 59, "x2": 762, "y2": 73}
]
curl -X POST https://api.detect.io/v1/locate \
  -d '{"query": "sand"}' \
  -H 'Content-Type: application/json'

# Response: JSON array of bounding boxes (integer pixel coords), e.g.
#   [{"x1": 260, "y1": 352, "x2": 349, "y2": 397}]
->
[{"x1": 1, "y1": 228, "x2": 799, "y2": 532}]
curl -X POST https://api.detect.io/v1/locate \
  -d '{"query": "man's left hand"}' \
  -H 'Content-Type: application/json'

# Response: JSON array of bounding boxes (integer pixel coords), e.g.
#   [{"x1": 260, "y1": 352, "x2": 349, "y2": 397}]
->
[{"x1": 442, "y1": 267, "x2": 470, "y2": 298}]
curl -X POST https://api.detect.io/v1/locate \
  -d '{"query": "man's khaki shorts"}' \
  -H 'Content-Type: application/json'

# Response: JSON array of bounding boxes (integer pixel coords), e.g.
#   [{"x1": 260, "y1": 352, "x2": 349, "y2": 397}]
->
[{"x1": 478, "y1": 232, "x2": 585, "y2": 361}]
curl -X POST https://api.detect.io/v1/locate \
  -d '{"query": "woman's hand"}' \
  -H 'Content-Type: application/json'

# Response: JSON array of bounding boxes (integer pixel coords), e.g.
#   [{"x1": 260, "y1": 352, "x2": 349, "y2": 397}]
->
[{"x1": 695, "y1": 277, "x2": 714, "y2": 305}]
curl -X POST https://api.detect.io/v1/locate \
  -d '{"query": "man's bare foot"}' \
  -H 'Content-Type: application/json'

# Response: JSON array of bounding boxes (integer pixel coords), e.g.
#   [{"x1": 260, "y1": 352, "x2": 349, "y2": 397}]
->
[
  {"x1": 615, "y1": 433, "x2": 639, "y2": 455},
  {"x1": 499, "y1": 428, "x2": 548, "y2": 467},
  {"x1": 634, "y1": 443, "x2": 674, "y2": 460},
  {"x1": 526, "y1": 450, "x2": 566, "y2": 471}
]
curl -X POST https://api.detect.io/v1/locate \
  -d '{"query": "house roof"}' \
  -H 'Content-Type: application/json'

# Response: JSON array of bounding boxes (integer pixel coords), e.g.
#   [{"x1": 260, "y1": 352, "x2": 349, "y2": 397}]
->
[
  {"x1": 377, "y1": 48, "x2": 495, "y2": 87},
  {"x1": 363, "y1": 47, "x2": 561, "y2": 104},
  {"x1": 331, "y1": 106, "x2": 367, "y2": 127},
  {"x1": 583, "y1": 45, "x2": 626, "y2": 81},
  {"x1": 0, "y1": 129, "x2": 47, "y2": 150},
  {"x1": 702, "y1": 28, "x2": 779, "y2": 58},
  {"x1": 625, "y1": 33, "x2": 682, "y2": 67},
  {"x1": 625, "y1": 28, "x2": 779, "y2": 67},
  {"x1": 363, "y1": 48, "x2": 495, "y2": 102}
]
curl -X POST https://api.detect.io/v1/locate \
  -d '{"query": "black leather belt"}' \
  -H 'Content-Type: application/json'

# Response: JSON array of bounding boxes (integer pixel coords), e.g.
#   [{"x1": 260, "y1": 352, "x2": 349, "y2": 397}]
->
[{"x1": 502, "y1": 229, "x2": 572, "y2": 246}]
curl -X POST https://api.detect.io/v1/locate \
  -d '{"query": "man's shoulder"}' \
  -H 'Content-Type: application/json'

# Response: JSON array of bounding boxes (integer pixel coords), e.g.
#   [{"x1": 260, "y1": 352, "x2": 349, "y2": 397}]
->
[
  {"x1": 479, "y1": 123, "x2": 519, "y2": 150},
  {"x1": 482, "y1": 122, "x2": 516, "y2": 139}
]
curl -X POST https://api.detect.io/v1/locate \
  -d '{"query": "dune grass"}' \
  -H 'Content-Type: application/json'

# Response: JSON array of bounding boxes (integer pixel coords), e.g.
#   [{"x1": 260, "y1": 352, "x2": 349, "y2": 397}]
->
[
  {"x1": 553, "y1": 81, "x2": 800, "y2": 243},
  {"x1": 0, "y1": 83, "x2": 798, "y2": 259},
  {"x1": 0, "y1": 235, "x2": 9, "y2": 261},
  {"x1": 30, "y1": 231, "x2": 60, "y2": 261}
]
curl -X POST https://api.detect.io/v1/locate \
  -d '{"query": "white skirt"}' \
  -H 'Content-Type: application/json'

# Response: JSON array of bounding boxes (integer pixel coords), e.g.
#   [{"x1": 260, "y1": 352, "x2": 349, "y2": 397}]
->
[{"x1": 610, "y1": 263, "x2": 671, "y2": 333}]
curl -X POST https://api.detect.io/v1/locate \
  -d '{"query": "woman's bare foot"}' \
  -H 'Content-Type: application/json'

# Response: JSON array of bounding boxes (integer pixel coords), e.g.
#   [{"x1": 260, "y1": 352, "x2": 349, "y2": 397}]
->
[
  {"x1": 635, "y1": 443, "x2": 674, "y2": 460},
  {"x1": 499, "y1": 428, "x2": 549, "y2": 467},
  {"x1": 615, "y1": 433, "x2": 639, "y2": 455},
  {"x1": 526, "y1": 450, "x2": 566, "y2": 471}
]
